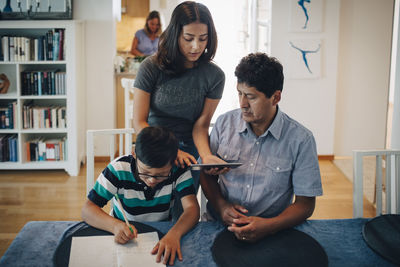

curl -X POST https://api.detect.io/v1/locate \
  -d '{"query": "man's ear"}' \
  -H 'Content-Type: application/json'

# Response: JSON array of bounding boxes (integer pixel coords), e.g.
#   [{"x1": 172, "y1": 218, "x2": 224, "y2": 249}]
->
[{"x1": 272, "y1": 91, "x2": 281, "y2": 105}]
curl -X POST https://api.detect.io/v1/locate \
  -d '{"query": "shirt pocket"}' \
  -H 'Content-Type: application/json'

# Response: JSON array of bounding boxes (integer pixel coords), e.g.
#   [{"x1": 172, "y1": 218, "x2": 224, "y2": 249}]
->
[
  {"x1": 216, "y1": 144, "x2": 240, "y2": 163},
  {"x1": 263, "y1": 157, "x2": 293, "y2": 190}
]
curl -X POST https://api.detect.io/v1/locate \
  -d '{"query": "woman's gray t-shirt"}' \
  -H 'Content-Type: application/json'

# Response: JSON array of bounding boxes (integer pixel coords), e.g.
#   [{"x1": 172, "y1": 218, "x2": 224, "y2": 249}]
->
[{"x1": 134, "y1": 56, "x2": 225, "y2": 141}]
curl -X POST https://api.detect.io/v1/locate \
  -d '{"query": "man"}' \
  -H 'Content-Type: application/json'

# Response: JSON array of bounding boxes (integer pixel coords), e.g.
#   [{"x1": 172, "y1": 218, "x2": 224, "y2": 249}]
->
[{"x1": 200, "y1": 53, "x2": 322, "y2": 242}]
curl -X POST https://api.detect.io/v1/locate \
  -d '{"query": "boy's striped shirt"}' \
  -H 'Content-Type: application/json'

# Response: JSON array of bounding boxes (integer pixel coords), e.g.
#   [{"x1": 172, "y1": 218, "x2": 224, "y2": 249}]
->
[{"x1": 88, "y1": 155, "x2": 195, "y2": 222}]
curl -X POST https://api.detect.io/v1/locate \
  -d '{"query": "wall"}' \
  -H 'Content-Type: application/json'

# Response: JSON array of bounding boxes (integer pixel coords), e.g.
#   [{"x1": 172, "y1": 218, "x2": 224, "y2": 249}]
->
[
  {"x1": 270, "y1": 0, "x2": 340, "y2": 155},
  {"x1": 116, "y1": 15, "x2": 146, "y2": 52},
  {"x1": 334, "y1": 0, "x2": 393, "y2": 156},
  {"x1": 74, "y1": 0, "x2": 117, "y2": 156}
]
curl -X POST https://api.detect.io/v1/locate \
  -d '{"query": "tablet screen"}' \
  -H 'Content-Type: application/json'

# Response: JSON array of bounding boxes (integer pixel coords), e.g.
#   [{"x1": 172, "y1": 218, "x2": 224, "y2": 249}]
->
[{"x1": 190, "y1": 163, "x2": 242, "y2": 170}]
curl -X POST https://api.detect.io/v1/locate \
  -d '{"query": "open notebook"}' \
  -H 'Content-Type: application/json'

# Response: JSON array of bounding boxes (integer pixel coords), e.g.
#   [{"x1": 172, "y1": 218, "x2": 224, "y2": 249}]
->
[{"x1": 68, "y1": 232, "x2": 164, "y2": 267}]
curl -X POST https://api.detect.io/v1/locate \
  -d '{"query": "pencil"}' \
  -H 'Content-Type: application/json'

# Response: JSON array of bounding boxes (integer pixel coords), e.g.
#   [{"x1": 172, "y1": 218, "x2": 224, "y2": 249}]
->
[{"x1": 114, "y1": 194, "x2": 134, "y2": 234}]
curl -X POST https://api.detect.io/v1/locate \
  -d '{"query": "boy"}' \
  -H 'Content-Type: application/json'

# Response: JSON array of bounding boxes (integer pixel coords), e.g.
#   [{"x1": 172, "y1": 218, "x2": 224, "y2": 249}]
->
[{"x1": 82, "y1": 126, "x2": 200, "y2": 265}]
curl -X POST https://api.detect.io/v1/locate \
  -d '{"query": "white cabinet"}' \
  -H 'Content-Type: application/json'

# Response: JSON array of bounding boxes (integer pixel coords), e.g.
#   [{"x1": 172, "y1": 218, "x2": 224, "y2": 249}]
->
[{"x1": 0, "y1": 20, "x2": 85, "y2": 176}]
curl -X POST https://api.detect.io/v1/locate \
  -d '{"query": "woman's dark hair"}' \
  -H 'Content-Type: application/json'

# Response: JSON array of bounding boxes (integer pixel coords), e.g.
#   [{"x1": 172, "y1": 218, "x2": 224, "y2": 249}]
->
[
  {"x1": 156, "y1": 1, "x2": 218, "y2": 75},
  {"x1": 135, "y1": 126, "x2": 178, "y2": 168},
  {"x1": 144, "y1": 10, "x2": 161, "y2": 36},
  {"x1": 234, "y1": 52, "x2": 284, "y2": 98}
]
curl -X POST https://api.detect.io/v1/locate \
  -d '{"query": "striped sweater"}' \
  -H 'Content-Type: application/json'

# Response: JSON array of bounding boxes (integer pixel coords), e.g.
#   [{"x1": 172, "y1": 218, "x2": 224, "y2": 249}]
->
[{"x1": 88, "y1": 155, "x2": 195, "y2": 221}]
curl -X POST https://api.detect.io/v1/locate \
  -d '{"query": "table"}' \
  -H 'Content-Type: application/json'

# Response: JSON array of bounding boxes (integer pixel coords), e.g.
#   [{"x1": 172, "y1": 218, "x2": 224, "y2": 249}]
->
[{"x1": 0, "y1": 219, "x2": 396, "y2": 267}]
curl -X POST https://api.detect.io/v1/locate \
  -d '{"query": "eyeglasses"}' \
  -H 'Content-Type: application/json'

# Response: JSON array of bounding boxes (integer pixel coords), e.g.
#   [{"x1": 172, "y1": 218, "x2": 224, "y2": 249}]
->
[{"x1": 135, "y1": 164, "x2": 171, "y2": 181}]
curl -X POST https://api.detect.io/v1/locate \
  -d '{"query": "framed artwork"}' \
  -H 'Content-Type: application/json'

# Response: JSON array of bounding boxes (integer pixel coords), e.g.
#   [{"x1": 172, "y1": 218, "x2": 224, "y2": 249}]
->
[
  {"x1": 289, "y1": 0, "x2": 323, "y2": 32},
  {"x1": 0, "y1": 0, "x2": 72, "y2": 20},
  {"x1": 286, "y1": 39, "x2": 321, "y2": 79}
]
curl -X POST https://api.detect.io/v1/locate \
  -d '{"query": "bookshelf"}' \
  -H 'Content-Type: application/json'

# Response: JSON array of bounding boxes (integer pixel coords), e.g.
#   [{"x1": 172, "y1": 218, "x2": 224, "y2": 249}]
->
[{"x1": 0, "y1": 20, "x2": 85, "y2": 176}]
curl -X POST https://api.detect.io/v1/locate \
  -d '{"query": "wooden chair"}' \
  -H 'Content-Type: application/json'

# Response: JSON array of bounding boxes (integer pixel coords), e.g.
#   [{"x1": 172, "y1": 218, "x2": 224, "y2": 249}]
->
[{"x1": 353, "y1": 149, "x2": 400, "y2": 218}]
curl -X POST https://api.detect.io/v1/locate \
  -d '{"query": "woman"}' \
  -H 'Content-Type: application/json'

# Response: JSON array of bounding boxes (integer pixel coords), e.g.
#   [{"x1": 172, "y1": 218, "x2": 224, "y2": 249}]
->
[
  {"x1": 133, "y1": 1, "x2": 226, "y2": 190},
  {"x1": 130, "y1": 10, "x2": 161, "y2": 57}
]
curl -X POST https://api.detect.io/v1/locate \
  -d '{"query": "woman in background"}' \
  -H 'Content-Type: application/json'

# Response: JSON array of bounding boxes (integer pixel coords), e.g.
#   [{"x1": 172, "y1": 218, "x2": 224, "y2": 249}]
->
[
  {"x1": 133, "y1": 1, "x2": 226, "y2": 192},
  {"x1": 130, "y1": 10, "x2": 161, "y2": 57}
]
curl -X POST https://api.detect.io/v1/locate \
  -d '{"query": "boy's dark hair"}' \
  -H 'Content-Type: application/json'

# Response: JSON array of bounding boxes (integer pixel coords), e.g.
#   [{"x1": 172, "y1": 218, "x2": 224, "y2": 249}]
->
[
  {"x1": 135, "y1": 126, "x2": 178, "y2": 168},
  {"x1": 234, "y1": 52, "x2": 284, "y2": 98},
  {"x1": 156, "y1": 1, "x2": 217, "y2": 75}
]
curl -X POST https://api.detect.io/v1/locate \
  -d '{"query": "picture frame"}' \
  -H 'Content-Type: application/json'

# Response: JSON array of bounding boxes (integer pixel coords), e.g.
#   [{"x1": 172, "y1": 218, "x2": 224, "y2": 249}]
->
[
  {"x1": 289, "y1": 0, "x2": 323, "y2": 33},
  {"x1": 0, "y1": 0, "x2": 72, "y2": 20},
  {"x1": 286, "y1": 39, "x2": 322, "y2": 79}
]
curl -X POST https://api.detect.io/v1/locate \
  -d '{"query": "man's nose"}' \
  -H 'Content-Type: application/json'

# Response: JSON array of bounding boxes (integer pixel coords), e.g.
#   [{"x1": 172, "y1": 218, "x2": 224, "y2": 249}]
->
[{"x1": 239, "y1": 95, "x2": 248, "y2": 108}]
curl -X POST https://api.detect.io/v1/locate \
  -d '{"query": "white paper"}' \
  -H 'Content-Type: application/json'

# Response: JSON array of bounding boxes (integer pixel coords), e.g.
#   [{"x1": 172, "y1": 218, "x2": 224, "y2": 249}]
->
[
  {"x1": 69, "y1": 236, "x2": 116, "y2": 267},
  {"x1": 68, "y1": 232, "x2": 163, "y2": 267},
  {"x1": 116, "y1": 232, "x2": 163, "y2": 267}
]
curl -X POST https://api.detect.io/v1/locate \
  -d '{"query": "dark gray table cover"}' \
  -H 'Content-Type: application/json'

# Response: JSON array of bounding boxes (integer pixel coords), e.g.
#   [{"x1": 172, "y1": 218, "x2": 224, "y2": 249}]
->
[{"x1": 0, "y1": 219, "x2": 396, "y2": 267}]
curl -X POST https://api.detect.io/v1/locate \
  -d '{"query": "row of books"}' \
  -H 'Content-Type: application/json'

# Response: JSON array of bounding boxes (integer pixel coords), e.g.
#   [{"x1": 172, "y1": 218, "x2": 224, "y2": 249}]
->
[
  {"x1": 21, "y1": 70, "x2": 66, "y2": 96},
  {"x1": 23, "y1": 105, "x2": 66, "y2": 129},
  {"x1": 0, "y1": 101, "x2": 17, "y2": 129},
  {"x1": 0, "y1": 29, "x2": 65, "y2": 62},
  {"x1": 0, "y1": 135, "x2": 18, "y2": 162},
  {"x1": 26, "y1": 137, "x2": 67, "y2": 161}
]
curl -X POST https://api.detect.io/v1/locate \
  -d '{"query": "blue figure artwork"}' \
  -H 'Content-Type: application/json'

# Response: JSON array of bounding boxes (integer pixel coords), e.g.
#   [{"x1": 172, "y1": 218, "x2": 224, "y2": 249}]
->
[
  {"x1": 289, "y1": 41, "x2": 320, "y2": 74},
  {"x1": 297, "y1": 0, "x2": 311, "y2": 29}
]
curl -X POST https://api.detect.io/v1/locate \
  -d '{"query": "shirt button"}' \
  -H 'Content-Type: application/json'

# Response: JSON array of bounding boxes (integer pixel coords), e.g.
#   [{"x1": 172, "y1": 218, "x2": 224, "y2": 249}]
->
[
  {"x1": 247, "y1": 185, "x2": 250, "y2": 188},
  {"x1": 224, "y1": 155, "x2": 227, "y2": 159},
  {"x1": 250, "y1": 163, "x2": 254, "y2": 166},
  {"x1": 256, "y1": 141, "x2": 259, "y2": 145},
  {"x1": 276, "y1": 167, "x2": 280, "y2": 171},
  {"x1": 144, "y1": 186, "x2": 147, "y2": 190}
]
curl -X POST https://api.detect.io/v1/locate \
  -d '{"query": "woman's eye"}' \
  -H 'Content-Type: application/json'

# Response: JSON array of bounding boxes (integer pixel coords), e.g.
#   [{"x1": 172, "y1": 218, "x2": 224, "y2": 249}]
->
[
  {"x1": 200, "y1": 38, "x2": 208, "y2": 42},
  {"x1": 184, "y1": 38, "x2": 194, "y2": 42}
]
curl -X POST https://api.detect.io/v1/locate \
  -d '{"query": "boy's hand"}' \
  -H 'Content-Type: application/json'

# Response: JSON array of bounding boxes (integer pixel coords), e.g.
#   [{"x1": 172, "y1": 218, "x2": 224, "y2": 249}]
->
[
  {"x1": 151, "y1": 231, "x2": 182, "y2": 266},
  {"x1": 112, "y1": 221, "x2": 137, "y2": 244}
]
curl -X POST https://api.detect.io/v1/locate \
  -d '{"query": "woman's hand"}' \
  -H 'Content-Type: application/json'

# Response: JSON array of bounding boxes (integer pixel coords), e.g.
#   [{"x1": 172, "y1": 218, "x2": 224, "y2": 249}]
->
[
  {"x1": 202, "y1": 154, "x2": 230, "y2": 176},
  {"x1": 112, "y1": 221, "x2": 137, "y2": 244},
  {"x1": 175, "y1": 149, "x2": 197, "y2": 168},
  {"x1": 152, "y1": 231, "x2": 182, "y2": 266}
]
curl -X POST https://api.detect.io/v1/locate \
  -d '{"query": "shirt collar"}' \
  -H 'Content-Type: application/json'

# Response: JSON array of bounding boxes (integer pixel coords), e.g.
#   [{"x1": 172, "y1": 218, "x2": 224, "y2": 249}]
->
[{"x1": 237, "y1": 106, "x2": 284, "y2": 140}]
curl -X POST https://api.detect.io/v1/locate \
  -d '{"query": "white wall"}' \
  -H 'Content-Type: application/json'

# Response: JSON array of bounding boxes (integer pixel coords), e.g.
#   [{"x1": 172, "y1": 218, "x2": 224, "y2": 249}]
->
[
  {"x1": 270, "y1": 0, "x2": 340, "y2": 155},
  {"x1": 334, "y1": 0, "x2": 393, "y2": 156},
  {"x1": 74, "y1": 0, "x2": 117, "y2": 156}
]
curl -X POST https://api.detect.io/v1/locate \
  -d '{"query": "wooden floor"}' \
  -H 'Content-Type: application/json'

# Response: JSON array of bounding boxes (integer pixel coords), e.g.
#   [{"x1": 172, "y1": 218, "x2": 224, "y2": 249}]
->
[{"x1": 0, "y1": 160, "x2": 376, "y2": 257}]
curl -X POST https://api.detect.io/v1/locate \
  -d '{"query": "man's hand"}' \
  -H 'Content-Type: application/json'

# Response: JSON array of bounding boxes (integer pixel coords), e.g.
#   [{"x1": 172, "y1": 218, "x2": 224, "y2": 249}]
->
[
  {"x1": 202, "y1": 154, "x2": 230, "y2": 176},
  {"x1": 112, "y1": 221, "x2": 137, "y2": 244},
  {"x1": 152, "y1": 231, "x2": 182, "y2": 266},
  {"x1": 218, "y1": 202, "x2": 248, "y2": 226},
  {"x1": 227, "y1": 216, "x2": 272, "y2": 242},
  {"x1": 175, "y1": 149, "x2": 197, "y2": 168}
]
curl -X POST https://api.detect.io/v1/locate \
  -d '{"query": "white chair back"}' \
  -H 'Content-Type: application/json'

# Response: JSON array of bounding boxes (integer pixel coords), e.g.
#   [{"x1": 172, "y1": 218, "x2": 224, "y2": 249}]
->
[
  {"x1": 121, "y1": 78, "x2": 135, "y2": 129},
  {"x1": 86, "y1": 128, "x2": 136, "y2": 195},
  {"x1": 353, "y1": 149, "x2": 400, "y2": 217}
]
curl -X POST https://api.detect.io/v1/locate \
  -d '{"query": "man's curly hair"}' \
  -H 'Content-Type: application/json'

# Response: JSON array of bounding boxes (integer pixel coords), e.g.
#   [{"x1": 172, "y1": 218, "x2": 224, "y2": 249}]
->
[{"x1": 234, "y1": 53, "x2": 284, "y2": 98}]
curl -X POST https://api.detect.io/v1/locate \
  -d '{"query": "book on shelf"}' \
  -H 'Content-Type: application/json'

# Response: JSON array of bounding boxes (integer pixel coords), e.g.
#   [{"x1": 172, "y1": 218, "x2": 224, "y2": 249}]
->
[
  {"x1": 0, "y1": 134, "x2": 18, "y2": 162},
  {"x1": 25, "y1": 137, "x2": 66, "y2": 162},
  {"x1": 22, "y1": 104, "x2": 66, "y2": 129},
  {"x1": 1, "y1": 29, "x2": 65, "y2": 62},
  {"x1": 21, "y1": 70, "x2": 66, "y2": 96},
  {"x1": 0, "y1": 101, "x2": 17, "y2": 129}
]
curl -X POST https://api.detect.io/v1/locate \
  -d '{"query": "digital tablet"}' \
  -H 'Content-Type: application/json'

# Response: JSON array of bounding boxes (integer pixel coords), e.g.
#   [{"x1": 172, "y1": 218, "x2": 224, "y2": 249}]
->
[{"x1": 190, "y1": 163, "x2": 243, "y2": 170}]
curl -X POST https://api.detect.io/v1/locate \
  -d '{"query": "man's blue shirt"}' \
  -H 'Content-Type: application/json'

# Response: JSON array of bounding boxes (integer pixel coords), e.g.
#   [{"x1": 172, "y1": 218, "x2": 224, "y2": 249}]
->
[{"x1": 210, "y1": 107, "x2": 322, "y2": 218}]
